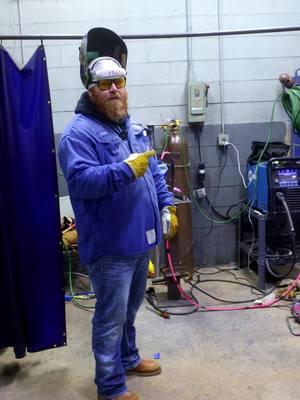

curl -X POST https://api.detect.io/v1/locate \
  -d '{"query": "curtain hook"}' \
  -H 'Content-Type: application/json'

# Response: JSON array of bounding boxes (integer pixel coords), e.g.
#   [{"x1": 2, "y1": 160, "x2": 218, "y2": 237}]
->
[{"x1": 40, "y1": 38, "x2": 44, "y2": 47}]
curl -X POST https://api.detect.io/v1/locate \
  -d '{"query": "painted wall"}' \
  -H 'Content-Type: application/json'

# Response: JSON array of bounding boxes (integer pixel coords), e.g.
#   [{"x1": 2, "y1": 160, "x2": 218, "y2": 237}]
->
[{"x1": 1, "y1": 0, "x2": 300, "y2": 265}]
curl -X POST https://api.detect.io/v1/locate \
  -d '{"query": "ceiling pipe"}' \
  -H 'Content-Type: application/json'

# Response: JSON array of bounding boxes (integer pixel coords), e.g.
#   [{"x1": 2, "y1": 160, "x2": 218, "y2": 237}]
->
[{"x1": 0, "y1": 25, "x2": 300, "y2": 41}]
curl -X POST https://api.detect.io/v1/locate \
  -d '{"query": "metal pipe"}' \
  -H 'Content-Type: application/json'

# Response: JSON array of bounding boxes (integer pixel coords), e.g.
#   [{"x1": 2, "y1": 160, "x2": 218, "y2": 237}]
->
[
  {"x1": 16, "y1": 0, "x2": 24, "y2": 63},
  {"x1": 0, "y1": 25, "x2": 300, "y2": 41},
  {"x1": 185, "y1": 0, "x2": 192, "y2": 81},
  {"x1": 217, "y1": 0, "x2": 225, "y2": 134}
]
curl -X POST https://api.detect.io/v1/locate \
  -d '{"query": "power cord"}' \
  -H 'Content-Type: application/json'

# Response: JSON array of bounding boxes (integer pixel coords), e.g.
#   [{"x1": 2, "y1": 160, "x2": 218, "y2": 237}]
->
[{"x1": 225, "y1": 141, "x2": 247, "y2": 188}]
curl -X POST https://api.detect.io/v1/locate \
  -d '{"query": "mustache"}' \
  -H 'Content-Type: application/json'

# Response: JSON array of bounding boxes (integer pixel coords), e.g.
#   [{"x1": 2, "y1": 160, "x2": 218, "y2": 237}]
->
[
  {"x1": 103, "y1": 96, "x2": 128, "y2": 122},
  {"x1": 107, "y1": 94, "x2": 121, "y2": 100}
]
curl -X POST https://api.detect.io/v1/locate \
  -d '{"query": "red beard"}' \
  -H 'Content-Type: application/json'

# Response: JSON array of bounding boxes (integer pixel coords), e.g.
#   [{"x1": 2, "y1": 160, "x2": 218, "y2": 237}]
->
[
  {"x1": 103, "y1": 97, "x2": 128, "y2": 122},
  {"x1": 92, "y1": 90, "x2": 128, "y2": 123}
]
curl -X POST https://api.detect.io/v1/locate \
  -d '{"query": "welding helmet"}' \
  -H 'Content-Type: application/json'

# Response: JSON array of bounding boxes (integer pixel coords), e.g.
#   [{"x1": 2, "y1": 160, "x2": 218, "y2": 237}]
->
[{"x1": 79, "y1": 27, "x2": 128, "y2": 89}]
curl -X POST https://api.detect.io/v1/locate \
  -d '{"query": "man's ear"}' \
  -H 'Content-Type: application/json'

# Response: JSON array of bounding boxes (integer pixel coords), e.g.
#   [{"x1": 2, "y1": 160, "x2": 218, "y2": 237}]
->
[{"x1": 88, "y1": 85, "x2": 96, "y2": 101}]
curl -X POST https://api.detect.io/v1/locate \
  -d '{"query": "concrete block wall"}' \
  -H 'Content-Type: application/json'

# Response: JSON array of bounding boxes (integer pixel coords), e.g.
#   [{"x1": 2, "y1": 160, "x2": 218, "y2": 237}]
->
[{"x1": 1, "y1": 0, "x2": 300, "y2": 265}]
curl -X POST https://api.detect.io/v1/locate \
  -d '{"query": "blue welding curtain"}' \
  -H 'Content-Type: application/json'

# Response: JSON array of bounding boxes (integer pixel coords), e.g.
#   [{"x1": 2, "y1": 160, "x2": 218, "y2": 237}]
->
[{"x1": 0, "y1": 45, "x2": 66, "y2": 358}]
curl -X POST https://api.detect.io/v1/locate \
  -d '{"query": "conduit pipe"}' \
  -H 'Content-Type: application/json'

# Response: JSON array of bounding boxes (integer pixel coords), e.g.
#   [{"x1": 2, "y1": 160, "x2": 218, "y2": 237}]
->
[{"x1": 1, "y1": 26, "x2": 300, "y2": 41}]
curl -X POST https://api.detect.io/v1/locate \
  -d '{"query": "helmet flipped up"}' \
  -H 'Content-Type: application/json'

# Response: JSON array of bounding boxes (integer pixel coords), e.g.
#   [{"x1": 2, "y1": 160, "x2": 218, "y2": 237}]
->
[{"x1": 79, "y1": 27, "x2": 128, "y2": 89}]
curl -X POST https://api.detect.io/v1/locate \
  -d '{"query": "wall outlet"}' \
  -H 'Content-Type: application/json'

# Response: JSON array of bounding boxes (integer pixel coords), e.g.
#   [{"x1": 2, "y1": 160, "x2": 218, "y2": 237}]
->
[{"x1": 217, "y1": 133, "x2": 229, "y2": 146}]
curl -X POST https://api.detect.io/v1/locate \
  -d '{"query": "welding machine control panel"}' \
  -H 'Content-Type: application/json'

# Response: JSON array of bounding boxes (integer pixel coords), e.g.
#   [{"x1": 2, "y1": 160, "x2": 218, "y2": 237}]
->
[{"x1": 274, "y1": 168, "x2": 300, "y2": 187}]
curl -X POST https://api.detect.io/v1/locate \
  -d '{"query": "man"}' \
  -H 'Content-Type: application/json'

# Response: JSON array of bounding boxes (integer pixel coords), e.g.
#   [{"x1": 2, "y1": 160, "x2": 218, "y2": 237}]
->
[{"x1": 58, "y1": 28, "x2": 178, "y2": 400}]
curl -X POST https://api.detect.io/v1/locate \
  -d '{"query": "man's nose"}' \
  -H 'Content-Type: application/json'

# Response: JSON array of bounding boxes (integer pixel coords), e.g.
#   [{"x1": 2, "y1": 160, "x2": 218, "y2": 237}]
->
[{"x1": 109, "y1": 82, "x2": 118, "y2": 92}]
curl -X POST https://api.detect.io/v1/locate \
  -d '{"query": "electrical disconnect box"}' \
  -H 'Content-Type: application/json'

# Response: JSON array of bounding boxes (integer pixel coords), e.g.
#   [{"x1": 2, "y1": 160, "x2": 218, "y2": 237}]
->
[{"x1": 187, "y1": 80, "x2": 208, "y2": 123}]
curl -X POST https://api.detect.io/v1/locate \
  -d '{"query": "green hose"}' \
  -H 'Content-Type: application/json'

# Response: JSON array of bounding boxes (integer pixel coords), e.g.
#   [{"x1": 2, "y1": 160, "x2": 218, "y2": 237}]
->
[
  {"x1": 63, "y1": 242, "x2": 95, "y2": 311},
  {"x1": 281, "y1": 86, "x2": 300, "y2": 134},
  {"x1": 179, "y1": 93, "x2": 282, "y2": 224}
]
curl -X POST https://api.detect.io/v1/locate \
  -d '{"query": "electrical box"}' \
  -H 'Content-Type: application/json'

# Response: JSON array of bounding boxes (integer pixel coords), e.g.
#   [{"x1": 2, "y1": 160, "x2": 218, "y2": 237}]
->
[{"x1": 187, "y1": 80, "x2": 207, "y2": 123}]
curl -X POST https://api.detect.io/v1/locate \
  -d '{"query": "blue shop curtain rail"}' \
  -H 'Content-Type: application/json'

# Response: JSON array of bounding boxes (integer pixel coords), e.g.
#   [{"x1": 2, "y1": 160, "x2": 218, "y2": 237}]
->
[{"x1": 0, "y1": 45, "x2": 66, "y2": 358}]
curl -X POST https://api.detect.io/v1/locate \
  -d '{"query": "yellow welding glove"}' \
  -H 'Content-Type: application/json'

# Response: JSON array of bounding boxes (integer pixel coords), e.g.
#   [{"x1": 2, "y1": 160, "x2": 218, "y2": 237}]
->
[
  {"x1": 124, "y1": 150, "x2": 156, "y2": 178},
  {"x1": 161, "y1": 205, "x2": 178, "y2": 240}
]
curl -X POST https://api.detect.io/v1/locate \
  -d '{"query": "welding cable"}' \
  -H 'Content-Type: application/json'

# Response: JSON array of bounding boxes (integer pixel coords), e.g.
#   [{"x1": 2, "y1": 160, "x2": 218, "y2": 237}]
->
[
  {"x1": 226, "y1": 198, "x2": 246, "y2": 219},
  {"x1": 255, "y1": 247, "x2": 295, "y2": 279},
  {"x1": 193, "y1": 267, "x2": 259, "y2": 290},
  {"x1": 190, "y1": 276, "x2": 266, "y2": 296},
  {"x1": 215, "y1": 266, "x2": 267, "y2": 289},
  {"x1": 187, "y1": 279, "x2": 267, "y2": 304},
  {"x1": 188, "y1": 276, "x2": 294, "y2": 305},
  {"x1": 194, "y1": 204, "x2": 215, "y2": 239},
  {"x1": 205, "y1": 272, "x2": 300, "y2": 311},
  {"x1": 165, "y1": 240, "x2": 203, "y2": 308},
  {"x1": 161, "y1": 150, "x2": 171, "y2": 160},
  {"x1": 265, "y1": 258, "x2": 295, "y2": 279},
  {"x1": 193, "y1": 149, "x2": 230, "y2": 239},
  {"x1": 204, "y1": 196, "x2": 231, "y2": 221},
  {"x1": 193, "y1": 265, "x2": 249, "y2": 280},
  {"x1": 195, "y1": 217, "x2": 214, "y2": 240},
  {"x1": 286, "y1": 316, "x2": 300, "y2": 336},
  {"x1": 246, "y1": 195, "x2": 256, "y2": 270},
  {"x1": 166, "y1": 240, "x2": 300, "y2": 312},
  {"x1": 197, "y1": 263, "x2": 295, "y2": 299},
  {"x1": 193, "y1": 266, "x2": 278, "y2": 296},
  {"x1": 207, "y1": 147, "x2": 228, "y2": 212},
  {"x1": 194, "y1": 266, "x2": 238, "y2": 275},
  {"x1": 262, "y1": 192, "x2": 297, "y2": 279},
  {"x1": 145, "y1": 290, "x2": 199, "y2": 316}
]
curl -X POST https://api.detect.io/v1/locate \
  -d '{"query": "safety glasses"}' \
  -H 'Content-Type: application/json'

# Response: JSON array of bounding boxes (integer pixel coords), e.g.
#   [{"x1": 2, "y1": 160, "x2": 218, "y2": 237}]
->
[{"x1": 97, "y1": 77, "x2": 126, "y2": 90}]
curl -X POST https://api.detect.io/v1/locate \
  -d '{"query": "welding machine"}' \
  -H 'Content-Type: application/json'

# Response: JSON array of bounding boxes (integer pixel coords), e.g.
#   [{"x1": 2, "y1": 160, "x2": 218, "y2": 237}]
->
[{"x1": 247, "y1": 157, "x2": 300, "y2": 214}]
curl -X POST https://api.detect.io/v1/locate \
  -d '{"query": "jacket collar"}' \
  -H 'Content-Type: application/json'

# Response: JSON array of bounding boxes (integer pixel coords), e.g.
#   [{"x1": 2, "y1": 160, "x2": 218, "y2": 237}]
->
[
  {"x1": 75, "y1": 92, "x2": 145, "y2": 148},
  {"x1": 77, "y1": 91, "x2": 128, "y2": 122}
]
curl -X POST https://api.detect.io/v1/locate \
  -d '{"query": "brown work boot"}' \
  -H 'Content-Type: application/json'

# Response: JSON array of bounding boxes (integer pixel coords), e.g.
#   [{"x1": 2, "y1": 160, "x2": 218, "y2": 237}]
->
[
  {"x1": 126, "y1": 359, "x2": 161, "y2": 376},
  {"x1": 98, "y1": 392, "x2": 139, "y2": 400}
]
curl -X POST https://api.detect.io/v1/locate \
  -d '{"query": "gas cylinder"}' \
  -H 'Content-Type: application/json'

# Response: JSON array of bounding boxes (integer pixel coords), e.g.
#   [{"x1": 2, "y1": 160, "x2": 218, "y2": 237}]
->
[
  {"x1": 161, "y1": 120, "x2": 194, "y2": 274},
  {"x1": 162, "y1": 119, "x2": 190, "y2": 196}
]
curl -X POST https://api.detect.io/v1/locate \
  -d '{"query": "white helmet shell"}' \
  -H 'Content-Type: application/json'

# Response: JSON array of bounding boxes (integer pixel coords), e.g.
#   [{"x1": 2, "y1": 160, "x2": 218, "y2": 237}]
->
[{"x1": 88, "y1": 56, "x2": 126, "y2": 86}]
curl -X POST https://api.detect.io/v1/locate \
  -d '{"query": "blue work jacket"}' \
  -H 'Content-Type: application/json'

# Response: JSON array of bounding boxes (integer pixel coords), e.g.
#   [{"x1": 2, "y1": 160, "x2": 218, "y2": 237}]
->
[{"x1": 59, "y1": 100, "x2": 173, "y2": 265}]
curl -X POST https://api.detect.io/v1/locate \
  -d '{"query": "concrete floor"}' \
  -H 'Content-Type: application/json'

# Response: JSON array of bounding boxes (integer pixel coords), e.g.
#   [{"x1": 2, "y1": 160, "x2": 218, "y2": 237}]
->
[{"x1": 1, "y1": 267, "x2": 300, "y2": 400}]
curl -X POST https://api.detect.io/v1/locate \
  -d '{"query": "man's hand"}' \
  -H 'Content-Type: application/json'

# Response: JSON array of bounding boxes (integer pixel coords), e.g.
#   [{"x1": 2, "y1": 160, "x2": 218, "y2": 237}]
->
[
  {"x1": 161, "y1": 206, "x2": 178, "y2": 240},
  {"x1": 124, "y1": 150, "x2": 156, "y2": 178}
]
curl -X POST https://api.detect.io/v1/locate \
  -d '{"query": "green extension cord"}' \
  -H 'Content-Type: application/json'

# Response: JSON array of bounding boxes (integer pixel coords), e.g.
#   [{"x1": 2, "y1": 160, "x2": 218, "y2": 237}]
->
[
  {"x1": 281, "y1": 86, "x2": 300, "y2": 134},
  {"x1": 180, "y1": 93, "x2": 282, "y2": 224}
]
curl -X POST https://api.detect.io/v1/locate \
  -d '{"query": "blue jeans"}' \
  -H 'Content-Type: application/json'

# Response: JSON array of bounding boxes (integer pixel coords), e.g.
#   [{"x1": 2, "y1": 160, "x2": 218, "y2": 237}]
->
[{"x1": 85, "y1": 252, "x2": 149, "y2": 399}]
